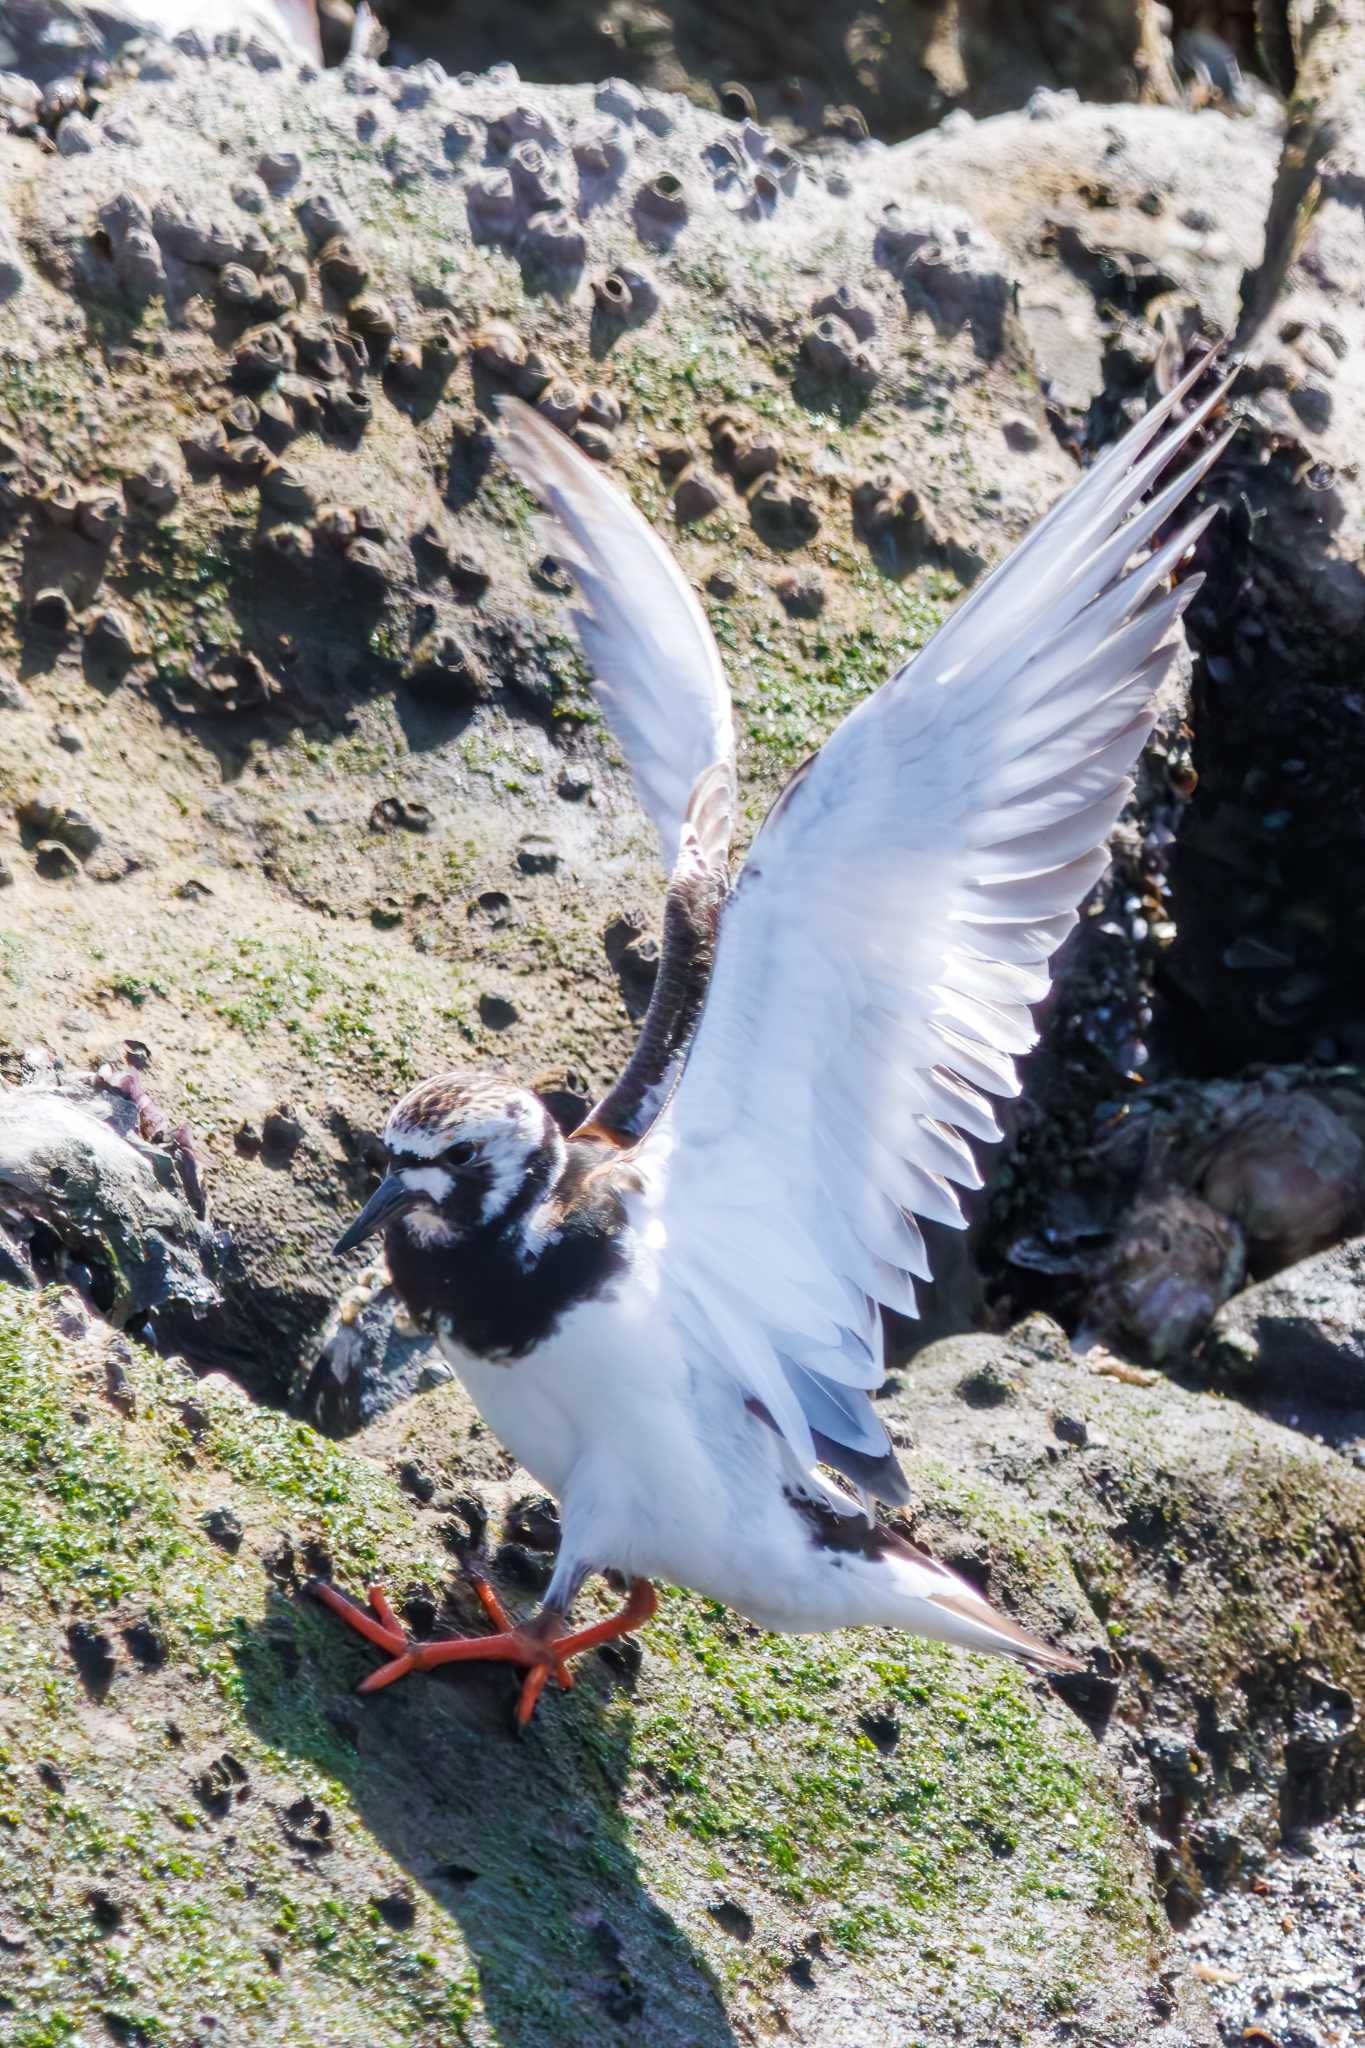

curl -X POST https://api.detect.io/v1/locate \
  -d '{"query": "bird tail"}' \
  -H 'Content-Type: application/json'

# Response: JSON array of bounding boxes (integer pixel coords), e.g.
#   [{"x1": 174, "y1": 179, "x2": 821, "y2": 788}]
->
[{"x1": 869, "y1": 1528, "x2": 1084, "y2": 1674}]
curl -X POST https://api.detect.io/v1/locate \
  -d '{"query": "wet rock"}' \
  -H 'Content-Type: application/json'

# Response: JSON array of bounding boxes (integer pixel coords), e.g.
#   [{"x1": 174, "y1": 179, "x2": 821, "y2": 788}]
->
[
  {"x1": 875, "y1": 203, "x2": 1013, "y2": 355},
  {"x1": 1197, "y1": 1094, "x2": 1365, "y2": 1276},
  {"x1": 0, "y1": 1072, "x2": 220, "y2": 1341},
  {"x1": 1086, "y1": 1191, "x2": 1245, "y2": 1366},
  {"x1": 1204, "y1": 1236, "x2": 1365, "y2": 1409},
  {"x1": 294, "y1": 1280, "x2": 444, "y2": 1436}
]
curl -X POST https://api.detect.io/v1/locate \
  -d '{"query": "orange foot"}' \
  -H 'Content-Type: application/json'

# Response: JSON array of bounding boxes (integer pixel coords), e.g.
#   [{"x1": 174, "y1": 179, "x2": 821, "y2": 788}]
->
[{"x1": 305, "y1": 1566, "x2": 658, "y2": 1726}]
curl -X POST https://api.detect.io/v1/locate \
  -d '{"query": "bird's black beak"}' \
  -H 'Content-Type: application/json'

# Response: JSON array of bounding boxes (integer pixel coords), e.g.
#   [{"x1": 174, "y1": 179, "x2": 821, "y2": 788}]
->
[{"x1": 333, "y1": 1174, "x2": 417, "y2": 1256}]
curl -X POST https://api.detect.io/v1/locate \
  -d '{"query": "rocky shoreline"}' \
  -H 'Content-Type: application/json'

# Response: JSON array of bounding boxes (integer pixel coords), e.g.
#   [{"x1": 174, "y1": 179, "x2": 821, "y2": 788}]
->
[{"x1": 2, "y1": 8, "x2": 1365, "y2": 2044}]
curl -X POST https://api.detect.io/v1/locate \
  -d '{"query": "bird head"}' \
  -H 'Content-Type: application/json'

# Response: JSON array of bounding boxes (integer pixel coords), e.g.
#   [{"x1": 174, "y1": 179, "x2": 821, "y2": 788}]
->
[{"x1": 333, "y1": 1071, "x2": 566, "y2": 1254}]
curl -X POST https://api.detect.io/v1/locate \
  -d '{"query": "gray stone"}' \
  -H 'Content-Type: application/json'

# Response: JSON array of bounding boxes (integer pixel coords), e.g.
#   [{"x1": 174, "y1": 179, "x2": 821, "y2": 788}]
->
[{"x1": 1205, "y1": 1236, "x2": 1365, "y2": 1408}]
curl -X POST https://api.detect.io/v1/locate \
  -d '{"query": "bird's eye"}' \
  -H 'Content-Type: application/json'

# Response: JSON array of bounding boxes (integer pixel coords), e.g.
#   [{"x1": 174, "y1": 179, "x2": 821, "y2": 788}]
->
[{"x1": 446, "y1": 1140, "x2": 477, "y2": 1167}]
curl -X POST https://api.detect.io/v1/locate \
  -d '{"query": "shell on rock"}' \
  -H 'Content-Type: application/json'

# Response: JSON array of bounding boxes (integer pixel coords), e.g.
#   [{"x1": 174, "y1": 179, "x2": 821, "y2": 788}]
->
[
  {"x1": 581, "y1": 387, "x2": 623, "y2": 431},
  {"x1": 775, "y1": 567, "x2": 825, "y2": 617},
  {"x1": 573, "y1": 125, "x2": 630, "y2": 180},
  {"x1": 260, "y1": 461, "x2": 315, "y2": 514},
  {"x1": 671, "y1": 467, "x2": 723, "y2": 523},
  {"x1": 257, "y1": 522, "x2": 314, "y2": 565},
  {"x1": 490, "y1": 106, "x2": 561, "y2": 155},
  {"x1": 420, "y1": 321, "x2": 460, "y2": 380},
  {"x1": 732, "y1": 429, "x2": 782, "y2": 481},
  {"x1": 447, "y1": 551, "x2": 491, "y2": 600},
  {"x1": 287, "y1": 323, "x2": 344, "y2": 380},
  {"x1": 1086, "y1": 1191, "x2": 1245, "y2": 1364},
  {"x1": 36, "y1": 478, "x2": 79, "y2": 528},
  {"x1": 184, "y1": 419, "x2": 229, "y2": 467},
  {"x1": 572, "y1": 423, "x2": 616, "y2": 463},
  {"x1": 719, "y1": 81, "x2": 757, "y2": 122},
  {"x1": 507, "y1": 140, "x2": 562, "y2": 212},
  {"x1": 443, "y1": 117, "x2": 476, "y2": 162},
  {"x1": 316, "y1": 504, "x2": 359, "y2": 548},
  {"x1": 635, "y1": 173, "x2": 688, "y2": 232},
  {"x1": 811, "y1": 284, "x2": 877, "y2": 340},
  {"x1": 125, "y1": 455, "x2": 181, "y2": 511},
  {"x1": 802, "y1": 318, "x2": 878, "y2": 388},
  {"x1": 466, "y1": 171, "x2": 520, "y2": 241},
  {"x1": 256, "y1": 391, "x2": 298, "y2": 446},
  {"x1": 76, "y1": 489, "x2": 122, "y2": 545},
  {"x1": 232, "y1": 325, "x2": 296, "y2": 384},
  {"x1": 258, "y1": 150, "x2": 302, "y2": 191},
  {"x1": 471, "y1": 321, "x2": 526, "y2": 380},
  {"x1": 521, "y1": 213, "x2": 586, "y2": 269},
  {"x1": 222, "y1": 436, "x2": 272, "y2": 481},
  {"x1": 593, "y1": 271, "x2": 633, "y2": 317},
  {"x1": 117, "y1": 229, "x2": 167, "y2": 299},
  {"x1": 29, "y1": 588, "x2": 73, "y2": 633},
  {"x1": 596, "y1": 79, "x2": 643, "y2": 123},
  {"x1": 84, "y1": 606, "x2": 140, "y2": 660},
  {"x1": 347, "y1": 295, "x2": 397, "y2": 343},
  {"x1": 322, "y1": 386, "x2": 372, "y2": 435},
  {"x1": 275, "y1": 376, "x2": 324, "y2": 429},
  {"x1": 216, "y1": 263, "x2": 260, "y2": 312},
  {"x1": 387, "y1": 338, "x2": 424, "y2": 387},
  {"x1": 318, "y1": 237, "x2": 369, "y2": 300},
  {"x1": 749, "y1": 474, "x2": 821, "y2": 546},
  {"x1": 1197, "y1": 1094, "x2": 1365, "y2": 1275},
  {"x1": 343, "y1": 538, "x2": 391, "y2": 589},
  {"x1": 404, "y1": 629, "x2": 491, "y2": 707},
  {"x1": 537, "y1": 382, "x2": 583, "y2": 430},
  {"x1": 296, "y1": 191, "x2": 354, "y2": 248}
]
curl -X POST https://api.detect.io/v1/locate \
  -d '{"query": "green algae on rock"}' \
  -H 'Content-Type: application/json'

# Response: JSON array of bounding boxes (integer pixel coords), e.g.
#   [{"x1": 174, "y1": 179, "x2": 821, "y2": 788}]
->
[{"x1": 0, "y1": 1285, "x2": 1204, "y2": 2046}]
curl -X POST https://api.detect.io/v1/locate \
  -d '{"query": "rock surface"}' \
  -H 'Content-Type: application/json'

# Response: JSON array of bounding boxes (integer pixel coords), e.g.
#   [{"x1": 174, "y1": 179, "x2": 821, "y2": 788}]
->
[
  {"x1": 1, "y1": 17, "x2": 1363, "y2": 2048},
  {"x1": 1205, "y1": 1234, "x2": 1365, "y2": 1410},
  {"x1": 7, "y1": 1285, "x2": 1365, "y2": 2045}
]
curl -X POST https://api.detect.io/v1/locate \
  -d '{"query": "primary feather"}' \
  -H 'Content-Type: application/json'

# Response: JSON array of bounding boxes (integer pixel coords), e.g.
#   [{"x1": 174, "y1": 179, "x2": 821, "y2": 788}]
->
[
  {"x1": 497, "y1": 399, "x2": 735, "y2": 872},
  {"x1": 630, "y1": 356, "x2": 1234, "y2": 1496}
]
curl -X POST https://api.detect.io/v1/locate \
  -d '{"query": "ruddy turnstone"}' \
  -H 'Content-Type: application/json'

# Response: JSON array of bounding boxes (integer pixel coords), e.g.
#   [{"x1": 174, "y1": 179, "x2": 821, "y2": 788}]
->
[{"x1": 311, "y1": 356, "x2": 1234, "y2": 1723}]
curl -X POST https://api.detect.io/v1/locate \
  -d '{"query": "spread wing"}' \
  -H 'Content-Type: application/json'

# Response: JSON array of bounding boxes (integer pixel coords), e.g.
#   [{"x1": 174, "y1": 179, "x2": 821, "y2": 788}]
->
[
  {"x1": 496, "y1": 398, "x2": 735, "y2": 873},
  {"x1": 637, "y1": 358, "x2": 1235, "y2": 1499},
  {"x1": 45, "y1": 0, "x2": 322, "y2": 57}
]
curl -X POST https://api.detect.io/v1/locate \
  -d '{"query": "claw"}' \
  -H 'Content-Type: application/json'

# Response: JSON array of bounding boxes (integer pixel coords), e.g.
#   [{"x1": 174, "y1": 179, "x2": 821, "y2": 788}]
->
[{"x1": 305, "y1": 1573, "x2": 658, "y2": 1724}]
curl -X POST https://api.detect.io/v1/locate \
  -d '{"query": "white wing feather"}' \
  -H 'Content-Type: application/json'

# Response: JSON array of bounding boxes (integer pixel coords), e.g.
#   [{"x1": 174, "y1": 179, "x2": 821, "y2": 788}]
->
[
  {"x1": 639, "y1": 360, "x2": 1235, "y2": 1485},
  {"x1": 35, "y1": 0, "x2": 321, "y2": 57},
  {"x1": 497, "y1": 399, "x2": 735, "y2": 871}
]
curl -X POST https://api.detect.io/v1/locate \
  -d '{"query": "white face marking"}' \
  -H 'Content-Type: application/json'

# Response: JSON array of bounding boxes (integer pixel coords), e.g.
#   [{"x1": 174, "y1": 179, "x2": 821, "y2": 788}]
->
[
  {"x1": 383, "y1": 1085, "x2": 569, "y2": 1248},
  {"x1": 403, "y1": 1207, "x2": 458, "y2": 1247},
  {"x1": 397, "y1": 1165, "x2": 454, "y2": 1203}
]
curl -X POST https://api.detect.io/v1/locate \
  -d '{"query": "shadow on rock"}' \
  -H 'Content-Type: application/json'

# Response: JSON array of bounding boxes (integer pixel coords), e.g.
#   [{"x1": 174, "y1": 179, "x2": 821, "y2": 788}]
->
[{"x1": 234, "y1": 1586, "x2": 739, "y2": 2048}]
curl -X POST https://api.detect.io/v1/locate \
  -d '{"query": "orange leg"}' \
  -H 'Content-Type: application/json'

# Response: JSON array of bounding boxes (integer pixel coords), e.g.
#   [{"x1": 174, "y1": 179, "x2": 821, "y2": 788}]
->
[{"x1": 305, "y1": 1573, "x2": 658, "y2": 1726}]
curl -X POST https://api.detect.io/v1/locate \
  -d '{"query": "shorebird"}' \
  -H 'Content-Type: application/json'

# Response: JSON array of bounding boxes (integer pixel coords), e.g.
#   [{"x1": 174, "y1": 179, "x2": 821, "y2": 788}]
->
[{"x1": 311, "y1": 358, "x2": 1233, "y2": 1723}]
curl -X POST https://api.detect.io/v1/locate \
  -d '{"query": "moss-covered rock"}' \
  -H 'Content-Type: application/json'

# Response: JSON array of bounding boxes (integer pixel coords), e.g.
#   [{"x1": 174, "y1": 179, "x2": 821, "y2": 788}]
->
[{"x1": 0, "y1": 1284, "x2": 1213, "y2": 2047}]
